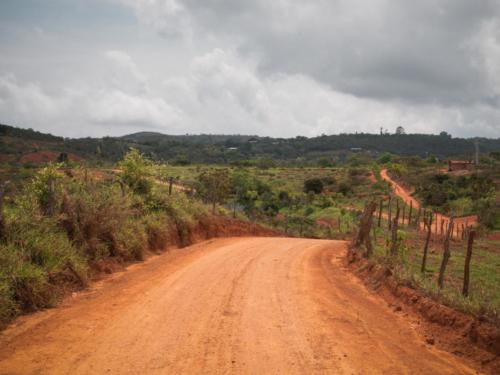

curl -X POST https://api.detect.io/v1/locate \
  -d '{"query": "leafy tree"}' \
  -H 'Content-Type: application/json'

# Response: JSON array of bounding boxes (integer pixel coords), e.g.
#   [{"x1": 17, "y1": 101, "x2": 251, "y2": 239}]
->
[
  {"x1": 377, "y1": 152, "x2": 392, "y2": 164},
  {"x1": 303, "y1": 178, "x2": 324, "y2": 194},
  {"x1": 197, "y1": 169, "x2": 231, "y2": 213},
  {"x1": 26, "y1": 163, "x2": 63, "y2": 215},
  {"x1": 230, "y1": 170, "x2": 258, "y2": 215},
  {"x1": 426, "y1": 154, "x2": 438, "y2": 163},
  {"x1": 395, "y1": 126, "x2": 406, "y2": 135},
  {"x1": 119, "y1": 148, "x2": 153, "y2": 195}
]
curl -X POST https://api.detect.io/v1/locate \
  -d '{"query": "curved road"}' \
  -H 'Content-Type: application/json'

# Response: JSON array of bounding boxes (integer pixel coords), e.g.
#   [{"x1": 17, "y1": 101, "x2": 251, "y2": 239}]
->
[
  {"x1": 380, "y1": 169, "x2": 477, "y2": 235},
  {"x1": 0, "y1": 238, "x2": 475, "y2": 374}
]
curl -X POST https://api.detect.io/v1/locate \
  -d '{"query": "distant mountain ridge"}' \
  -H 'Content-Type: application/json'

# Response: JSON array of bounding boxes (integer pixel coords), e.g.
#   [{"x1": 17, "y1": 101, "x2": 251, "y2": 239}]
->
[{"x1": 1, "y1": 123, "x2": 499, "y2": 164}]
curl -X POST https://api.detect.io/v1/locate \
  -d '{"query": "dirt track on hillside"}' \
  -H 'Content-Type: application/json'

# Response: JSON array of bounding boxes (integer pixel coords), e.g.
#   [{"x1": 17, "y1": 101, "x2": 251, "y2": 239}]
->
[
  {"x1": 0, "y1": 238, "x2": 476, "y2": 374},
  {"x1": 380, "y1": 169, "x2": 477, "y2": 236}
]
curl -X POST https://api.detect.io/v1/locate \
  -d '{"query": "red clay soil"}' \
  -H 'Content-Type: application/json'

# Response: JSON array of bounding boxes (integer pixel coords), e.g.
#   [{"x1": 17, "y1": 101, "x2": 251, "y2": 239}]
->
[
  {"x1": 19, "y1": 150, "x2": 83, "y2": 164},
  {"x1": 380, "y1": 168, "x2": 478, "y2": 237},
  {"x1": 347, "y1": 249, "x2": 500, "y2": 374},
  {"x1": 0, "y1": 238, "x2": 479, "y2": 374}
]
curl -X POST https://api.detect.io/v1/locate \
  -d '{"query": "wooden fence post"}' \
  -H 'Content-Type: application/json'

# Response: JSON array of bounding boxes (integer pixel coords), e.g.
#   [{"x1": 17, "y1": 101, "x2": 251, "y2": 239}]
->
[
  {"x1": 408, "y1": 200, "x2": 413, "y2": 227},
  {"x1": 416, "y1": 207, "x2": 421, "y2": 229},
  {"x1": 390, "y1": 207, "x2": 401, "y2": 256},
  {"x1": 353, "y1": 200, "x2": 377, "y2": 257},
  {"x1": 396, "y1": 199, "x2": 400, "y2": 224},
  {"x1": 462, "y1": 230, "x2": 475, "y2": 297},
  {"x1": 388, "y1": 195, "x2": 392, "y2": 230},
  {"x1": 421, "y1": 212, "x2": 433, "y2": 273},
  {"x1": 168, "y1": 176, "x2": 174, "y2": 196},
  {"x1": 438, "y1": 218, "x2": 454, "y2": 289}
]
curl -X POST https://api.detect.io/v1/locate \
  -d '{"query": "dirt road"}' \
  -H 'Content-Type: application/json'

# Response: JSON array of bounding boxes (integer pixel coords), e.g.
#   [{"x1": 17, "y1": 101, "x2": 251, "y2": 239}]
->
[
  {"x1": 380, "y1": 169, "x2": 477, "y2": 236},
  {"x1": 0, "y1": 238, "x2": 475, "y2": 374}
]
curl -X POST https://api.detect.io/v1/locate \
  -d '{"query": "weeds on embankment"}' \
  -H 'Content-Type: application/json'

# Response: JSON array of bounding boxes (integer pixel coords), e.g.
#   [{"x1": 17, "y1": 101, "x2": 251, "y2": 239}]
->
[
  {"x1": 353, "y1": 200, "x2": 500, "y2": 327},
  {"x1": 0, "y1": 152, "x2": 211, "y2": 327}
]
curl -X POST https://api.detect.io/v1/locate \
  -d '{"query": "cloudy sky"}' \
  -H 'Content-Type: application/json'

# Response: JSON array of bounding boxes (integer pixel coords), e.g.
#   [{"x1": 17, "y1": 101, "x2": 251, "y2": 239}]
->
[{"x1": 1, "y1": 0, "x2": 500, "y2": 138}]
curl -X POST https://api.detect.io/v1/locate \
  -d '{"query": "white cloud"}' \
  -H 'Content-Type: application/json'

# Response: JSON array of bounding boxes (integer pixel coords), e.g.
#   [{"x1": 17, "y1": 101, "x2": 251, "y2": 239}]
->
[
  {"x1": 468, "y1": 18, "x2": 500, "y2": 98},
  {"x1": 0, "y1": 50, "x2": 184, "y2": 137},
  {"x1": 114, "y1": 0, "x2": 192, "y2": 38},
  {"x1": 105, "y1": 50, "x2": 147, "y2": 87},
  {"x1": 1, "y1": 1, "x2": 500, "y2": 138}
]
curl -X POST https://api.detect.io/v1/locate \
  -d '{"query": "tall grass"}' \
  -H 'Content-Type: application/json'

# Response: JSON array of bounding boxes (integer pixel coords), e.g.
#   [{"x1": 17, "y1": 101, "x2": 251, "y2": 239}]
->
[{"x1": 0, "y1": 159, "x2": 210, "y2": 327}]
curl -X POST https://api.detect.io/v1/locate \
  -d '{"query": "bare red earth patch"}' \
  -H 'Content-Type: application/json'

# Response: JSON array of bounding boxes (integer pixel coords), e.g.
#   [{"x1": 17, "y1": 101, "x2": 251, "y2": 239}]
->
[{"x1": 20, "y1": 150, "x2": 83, "y2": 164}]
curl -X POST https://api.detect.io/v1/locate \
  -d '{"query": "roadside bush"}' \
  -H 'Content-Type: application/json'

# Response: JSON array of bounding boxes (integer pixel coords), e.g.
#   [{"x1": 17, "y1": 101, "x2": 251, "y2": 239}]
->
[
  {"x1": 60, "y1": 182, "x2": 139, "y2": 260},
  {"x1": 143, "y1": 213, "x2": 170, "y2": 251},
  {"x1": 114, "y1": 219, "x2": 147, "y2": 260},
  {"x1": 119, "y1": 148, "x2": 153, "y2": 195},
  {"x1": 0, "y1": 214, "x2": 87, "y2": 321}
]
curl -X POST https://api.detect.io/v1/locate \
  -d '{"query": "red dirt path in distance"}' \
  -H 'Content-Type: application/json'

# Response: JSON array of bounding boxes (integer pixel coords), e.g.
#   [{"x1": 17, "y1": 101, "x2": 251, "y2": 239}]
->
[{"x1": 380, "y1": 169, "x2": 477, "y2": 237}]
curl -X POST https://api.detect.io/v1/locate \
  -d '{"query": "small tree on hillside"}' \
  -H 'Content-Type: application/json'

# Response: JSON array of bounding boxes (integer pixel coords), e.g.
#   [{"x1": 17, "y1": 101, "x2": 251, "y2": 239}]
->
[
  {"x1": 197, "y1": 169, "x2": 231, "y2": 214},
  {"x1": 119, "y1": 148, "x2": 153, "y2": 195},
  {"x1": 230, "y1": 170, "x2": 259, "y2": 216},
  {"x1": 29, "y1": 163, "x2": 63, "y2": 215},
  {"x1": 304, "y1": 178, "x2": 324, "y2": 194}
]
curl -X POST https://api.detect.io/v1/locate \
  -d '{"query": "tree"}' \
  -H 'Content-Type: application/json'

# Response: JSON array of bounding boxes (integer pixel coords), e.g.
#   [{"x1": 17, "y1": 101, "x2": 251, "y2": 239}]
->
[
  {"x1": 230, "y1": 170, "x2": 257, "y2": 215},
  {"x1": 395, "y1": 126, "x2": 405, "y2": 135},
  {"x1": 439, "y1": 131, "x2": 451, "y2": 138},
  {"x1": 119, "y1": 148, "x2": 153, "y2": 195},
  {"x1": 303, "y1": 178, "x2": 324, "y2": 194},
  {"x1": 197, "y1": 169, "x2": 231, "y2": 213},
  {"x1": 377, "y1": 152, "x2": 392, "y2": 164}
]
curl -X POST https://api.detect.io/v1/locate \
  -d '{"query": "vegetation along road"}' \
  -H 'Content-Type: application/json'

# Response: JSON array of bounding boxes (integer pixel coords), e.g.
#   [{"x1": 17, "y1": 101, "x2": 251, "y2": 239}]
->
[
  {"x1": 380, "y1": 168, "x2": 478, "y2": 234},
  {"x1": 0, "y1": 237, "x2": 475, "y2": 374}
]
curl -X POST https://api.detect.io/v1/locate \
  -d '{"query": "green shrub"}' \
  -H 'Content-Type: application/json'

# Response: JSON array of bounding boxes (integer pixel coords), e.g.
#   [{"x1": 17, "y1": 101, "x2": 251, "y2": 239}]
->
[
  {"x1": 303, "y1": 178, "x2": 324, "y2": 194},
  {"x1": 143, "y1": 213, "x2": 170, "y2": 251},
  {"x1": 119, "y1": 148, "x2": 153, "y2": 195},
  {"x1": 60, "y1": 181, "x2": 139, "y2": 260},
  {"x1": 115, "y1": 219, "x2": 147, "y2": 260}
]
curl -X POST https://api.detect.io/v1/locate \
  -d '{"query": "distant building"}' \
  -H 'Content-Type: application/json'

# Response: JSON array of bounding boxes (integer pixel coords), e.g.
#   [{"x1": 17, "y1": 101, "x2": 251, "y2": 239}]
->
[
  {"x1": 247, "y1": 137, "x2": 259, "y2": 144},
  {"x1": 227, "y1": 147, "x2": 238, "y2": 151},
  {"x1": 350, "y1": 147, "x2": 362, "y2": 152},
  {"x1": 448, "y1": 160, "x2": 474, "y2": 171}
]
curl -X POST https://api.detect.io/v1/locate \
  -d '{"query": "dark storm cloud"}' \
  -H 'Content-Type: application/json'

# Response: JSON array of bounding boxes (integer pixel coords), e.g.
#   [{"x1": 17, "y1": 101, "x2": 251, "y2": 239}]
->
[{"x1": 165, "y1": 0, "x2": 500, "y2": 106}]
